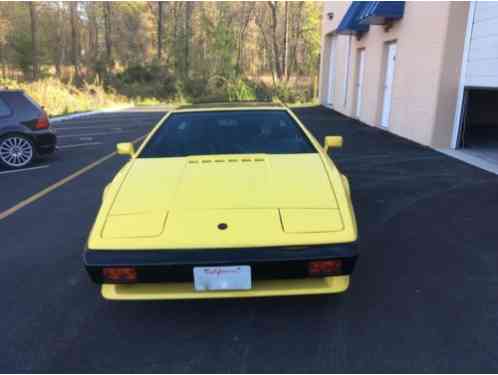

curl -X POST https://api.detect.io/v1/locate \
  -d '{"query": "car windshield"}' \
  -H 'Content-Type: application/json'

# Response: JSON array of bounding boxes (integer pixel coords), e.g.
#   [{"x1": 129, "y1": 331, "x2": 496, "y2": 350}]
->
[{"x1": 139, "y1": 110, "x2": 317, "y2": 157}]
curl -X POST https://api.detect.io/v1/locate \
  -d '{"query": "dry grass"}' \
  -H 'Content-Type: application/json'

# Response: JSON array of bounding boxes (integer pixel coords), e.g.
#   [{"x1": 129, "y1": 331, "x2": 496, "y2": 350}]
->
[{"x1": 0, "y1": 78, "x2": 131, "y2": 117}]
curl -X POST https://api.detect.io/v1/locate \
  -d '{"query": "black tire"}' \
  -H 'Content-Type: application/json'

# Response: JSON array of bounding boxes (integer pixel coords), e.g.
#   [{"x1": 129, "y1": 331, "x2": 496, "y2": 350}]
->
[{"x1": 0, "y1": 134, "x2": 35, "y2": 169}]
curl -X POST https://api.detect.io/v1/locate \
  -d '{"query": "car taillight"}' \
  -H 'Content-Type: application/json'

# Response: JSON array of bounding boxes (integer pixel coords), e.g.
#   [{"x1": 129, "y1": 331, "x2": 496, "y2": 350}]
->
[
  {"x1": 35, "y1": 112, "x2": 49, "y2": 129},
  {"x1": 308, "y1": 260, "x2": 342, "y2": 276},
  {"x1": 102, "y1": 267, "x2": 137, "y2": 283}
]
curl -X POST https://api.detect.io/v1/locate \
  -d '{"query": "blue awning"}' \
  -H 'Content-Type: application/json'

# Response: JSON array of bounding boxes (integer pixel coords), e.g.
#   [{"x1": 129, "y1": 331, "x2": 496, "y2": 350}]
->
[
  {"x1": 336, "y1": 2, "x2": 370, "y2": 35},
  {"x1": 359, "y1": 1, "x2": 405, "y2": 25}
]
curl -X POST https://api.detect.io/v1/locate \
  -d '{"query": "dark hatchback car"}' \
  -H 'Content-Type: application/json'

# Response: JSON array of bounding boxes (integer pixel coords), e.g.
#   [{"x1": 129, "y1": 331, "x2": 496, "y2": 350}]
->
[{"x1": 0, "y1": 90, "x2": 57, "y2": 169}]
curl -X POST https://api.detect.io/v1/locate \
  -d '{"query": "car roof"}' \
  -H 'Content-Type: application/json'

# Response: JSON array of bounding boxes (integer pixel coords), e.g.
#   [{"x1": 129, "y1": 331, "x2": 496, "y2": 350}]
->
[{"x1": 175, "y1": 101, "x2": 287, "y2": 112}]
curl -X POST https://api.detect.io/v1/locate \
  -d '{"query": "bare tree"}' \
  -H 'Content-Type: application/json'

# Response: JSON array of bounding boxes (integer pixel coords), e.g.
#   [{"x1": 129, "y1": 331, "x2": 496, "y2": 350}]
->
[
  {"x1": 283, "y1": 1, "x2": 289, "y2": 79},
  {"x1": 235, "y1": 2, "x2": 254, "y2": 75},
  {"x1": 86, "y1": 2, "x2": 99, "y2": 76},
  {"x1": 28, "y1": 2, "x2": 39, "y2": 80},
  {"x1": 0, "y1": 7, "x2": 10, "y2": 79},
  {"x1": 184, "y1": 2, "x2": 193, "y2": 78},
  {"x1": 171, "y1": 3, "x2": 179, "y2": 72},
  {"x1": 288, "y1": 2, "x2": 304, "y2": 80},
  {"x1": 157, "y1": 2, "x2": 164, "y2": 61},
  {"x1": 103, "y1": 3, "x2": 113, "y2": 68},
  {"x1": 267, "y1": 1, "x2": 282, "y2": 81},
  {"x1": 254, "y1": 5, "x2": 276, "y2": 86},
  {"x1": 53, "y1": 3, "x2": 65, "y2": 78},
  {"x1": 70, "y1": 2, "x2": 81, "y2": 81}
]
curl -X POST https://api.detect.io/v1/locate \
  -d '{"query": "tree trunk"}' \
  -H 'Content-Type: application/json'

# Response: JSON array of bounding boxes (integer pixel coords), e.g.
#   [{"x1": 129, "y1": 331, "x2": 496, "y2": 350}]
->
[
  {"x1": 184, "y1": 2, "x2": 192, "y2": 79},
  {"x1": 0, "y1": 44, "x2": 4, "y2": 80},
  {"x1": 157, "y1": 2, "x2": 164, "y2": 61},
  {"x1": 283, "y1": 1, "x2": 289, "y2": 79},
  {"x1": 29, "y1": 2, "x2": 38, "y2": 80},
  {"x1": 287, "y1": 2, "x2": 302, "y2": 82},
  {"x1": 236, "y1": 32, "x2": 243, "y2": 75},
  {"x1": 70, "y1": 2, "x2": 80, "y2": 82},
  {"x1": 236, "y1": 3, "x2": 254, "y2": 76},
  {"x1": 268, "y1": 2, "x2": 282, "y2": 81},
  {"x1": 86, "y1": 2, "x2": 98, "y2": 77},
  {"x1": 255, "y1": 18, "x2": 276, "y2": 88},
  {"x1": 54, "y1": 4, "x2": 63, "y2": 78},
  {"x1": 103, "y1": 3, "x2": 113, "y2": 69},
  {"x1": 94, "y1": 11, "x2": 99, "y2": 56},
  {"x1": 172, "y1": 3, "x2": 178, "y2": 72}
]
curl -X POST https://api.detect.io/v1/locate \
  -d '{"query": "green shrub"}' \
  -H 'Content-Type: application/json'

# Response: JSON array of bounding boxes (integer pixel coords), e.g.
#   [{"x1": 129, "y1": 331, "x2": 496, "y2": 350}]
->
[
  {"x1": 111, "y1": 62, "x2": 316, "y2": 105},
  {"x1": 183, "y1": 76, "x2": 257, "y2": 103},
  {"x1": 225, "y1": 78, "x2": 256, "y2": 101},
  {"x1": 114, "y1": 64, "x2": 177, "y2": 100},
  {"x1": 182, "y1": 77, "x2": 209, "y2": 99},
  {"x1": 271, "y1": 82, "x2": 314, "y2": 104},
  {"x1": 245, "y1": 80, "x2": 273, "y2": 101}
]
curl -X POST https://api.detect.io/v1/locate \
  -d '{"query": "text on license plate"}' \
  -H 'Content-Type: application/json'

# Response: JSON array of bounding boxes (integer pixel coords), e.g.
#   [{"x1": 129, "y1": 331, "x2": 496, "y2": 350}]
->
[{"x1": 193, "y1": 266, "x2": 252, "y2": 291}]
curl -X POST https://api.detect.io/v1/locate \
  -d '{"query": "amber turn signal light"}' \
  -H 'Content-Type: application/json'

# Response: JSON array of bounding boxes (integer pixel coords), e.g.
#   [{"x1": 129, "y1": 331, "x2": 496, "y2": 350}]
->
[
  {"x1": 308, "y1": 260, "x2": 342, "y2": 276},
  {"x1": 102, "y1": 267, "x2": 137, "y2": 283}
]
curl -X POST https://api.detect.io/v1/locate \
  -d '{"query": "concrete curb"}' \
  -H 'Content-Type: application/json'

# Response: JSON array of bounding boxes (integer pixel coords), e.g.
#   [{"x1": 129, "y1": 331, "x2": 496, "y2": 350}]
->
[
  {"x1": 50, "y1": 105, "x2": 133, "y2": 123},
  {"x1": 435, "y1": 148, "x2": 498, "y2": 176}
]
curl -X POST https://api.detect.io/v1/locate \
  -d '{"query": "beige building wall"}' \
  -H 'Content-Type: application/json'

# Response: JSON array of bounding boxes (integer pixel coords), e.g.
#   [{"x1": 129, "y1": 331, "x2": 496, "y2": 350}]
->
[{"x1": 319, "y1": 1, "x2": 469, "y2": 148}]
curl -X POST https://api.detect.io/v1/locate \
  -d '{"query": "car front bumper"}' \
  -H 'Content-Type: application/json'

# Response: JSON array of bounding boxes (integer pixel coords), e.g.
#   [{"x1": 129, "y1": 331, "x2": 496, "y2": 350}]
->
[
  {"x1": 84, "y1": 243, "x2": 358, "y2": 300},
  {"x1": 100, "y1": 276, "x2": 350, "y2": 300}
]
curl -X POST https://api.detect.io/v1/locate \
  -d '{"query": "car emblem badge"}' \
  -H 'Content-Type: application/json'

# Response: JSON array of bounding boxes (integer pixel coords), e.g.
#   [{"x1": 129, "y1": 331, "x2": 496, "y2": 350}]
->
[{"x1": 218, "y1": 223, "x2": 228, "y2": 230}]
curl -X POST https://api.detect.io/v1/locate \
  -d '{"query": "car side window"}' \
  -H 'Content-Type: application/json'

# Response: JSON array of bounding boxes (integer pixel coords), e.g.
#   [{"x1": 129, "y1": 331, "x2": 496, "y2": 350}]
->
[{"x1": 0, "y1": 97, "x2": 11, "y2": 117}]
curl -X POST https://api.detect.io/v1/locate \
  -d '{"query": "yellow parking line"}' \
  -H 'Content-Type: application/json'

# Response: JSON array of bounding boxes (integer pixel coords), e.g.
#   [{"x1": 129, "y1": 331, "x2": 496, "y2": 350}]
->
[{"x1": 0, "y1": 136, "x2": 145, "y2": 222}]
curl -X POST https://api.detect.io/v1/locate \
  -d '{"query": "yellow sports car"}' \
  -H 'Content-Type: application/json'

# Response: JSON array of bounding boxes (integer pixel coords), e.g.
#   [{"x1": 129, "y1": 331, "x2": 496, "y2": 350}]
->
[{"x1": 84, "y1": 102, "x2": 358, "y2": 300}]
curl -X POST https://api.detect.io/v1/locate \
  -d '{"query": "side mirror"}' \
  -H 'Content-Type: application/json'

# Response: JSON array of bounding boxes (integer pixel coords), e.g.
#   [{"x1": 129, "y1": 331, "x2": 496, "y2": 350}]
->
[
  {"x1": 116, "y1": 142, "x2": 135, "y2": 157},
  {"x1": 324, "y1": 136, "x2": 343, "y2": 152}
]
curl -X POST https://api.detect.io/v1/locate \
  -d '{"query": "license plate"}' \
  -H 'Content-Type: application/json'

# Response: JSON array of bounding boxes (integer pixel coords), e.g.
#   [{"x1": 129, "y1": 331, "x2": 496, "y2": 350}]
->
[{"x1": 193, "y1": 266, "x2": 252, "y2": 291}]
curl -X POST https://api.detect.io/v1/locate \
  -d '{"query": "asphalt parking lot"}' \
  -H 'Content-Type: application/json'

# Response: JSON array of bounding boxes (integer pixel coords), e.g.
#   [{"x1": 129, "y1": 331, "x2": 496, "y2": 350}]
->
[{"x1": 1, "y1": 106, "x2": 497, "y2": 372}]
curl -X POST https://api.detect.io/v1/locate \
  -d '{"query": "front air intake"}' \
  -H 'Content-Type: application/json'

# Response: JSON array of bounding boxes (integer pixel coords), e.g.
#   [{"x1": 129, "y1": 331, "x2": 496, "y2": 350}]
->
[{"x1": 187, "y1": 156, "x2": 266, "y2": 164}]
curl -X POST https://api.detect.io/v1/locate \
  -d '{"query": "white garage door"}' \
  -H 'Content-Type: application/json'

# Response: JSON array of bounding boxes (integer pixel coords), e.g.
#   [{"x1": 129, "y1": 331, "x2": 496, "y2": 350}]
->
[{"x1": 465, "y1": 2, "x2": 498, "y2": 87}]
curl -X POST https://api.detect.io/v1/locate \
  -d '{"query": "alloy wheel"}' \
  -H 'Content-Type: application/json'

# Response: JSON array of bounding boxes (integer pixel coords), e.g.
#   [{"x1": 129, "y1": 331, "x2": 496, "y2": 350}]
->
[{"x1": 0, "y1": 136, "x2": 34, "y2": 168}]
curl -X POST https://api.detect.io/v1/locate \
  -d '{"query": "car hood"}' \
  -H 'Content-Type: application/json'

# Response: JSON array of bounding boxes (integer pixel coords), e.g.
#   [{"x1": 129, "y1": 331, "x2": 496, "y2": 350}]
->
[
  {"x1": 110, "y1": 154, "x2": 338, "y2": 214},
  {"x1": 94, "y1": 154, "x2": 357, "y2": 248}
]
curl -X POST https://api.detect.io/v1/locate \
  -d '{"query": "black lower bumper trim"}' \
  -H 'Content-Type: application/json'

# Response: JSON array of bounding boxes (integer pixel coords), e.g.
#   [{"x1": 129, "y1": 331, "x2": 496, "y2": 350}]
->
[
  {"x1": 84, "y1": 243, "x2": 358, "y2": 284},
  {"x1": 33, "y1": 132, "x2": 57, "y2": 155}
]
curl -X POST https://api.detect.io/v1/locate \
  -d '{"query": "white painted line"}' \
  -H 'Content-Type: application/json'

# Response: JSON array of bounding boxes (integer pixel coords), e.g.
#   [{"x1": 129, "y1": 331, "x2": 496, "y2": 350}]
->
[
  {"x1": 79, "y1": 137, "x2": 94, "y2": 141},
  {"x1": 50, "y1": 105, "x2": 132, "y2": 123},
  {"x1": 57, "y1": 130, "x2": 128, "y2": 138},
  {"x1": 0, "y1": 165, "x2": 50, "y2": 175},
  {"x1": 54, "y1": 125, "x2": 134, "y2": 131},
  {"x1": 52, "y1": 117, "x2": 161, "y2": 126},
  {"x1": 58, "y1": 142, "x2": 103, "y2": 149}
]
